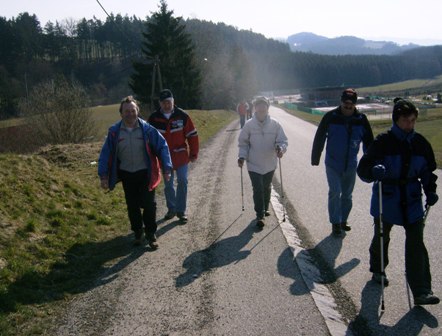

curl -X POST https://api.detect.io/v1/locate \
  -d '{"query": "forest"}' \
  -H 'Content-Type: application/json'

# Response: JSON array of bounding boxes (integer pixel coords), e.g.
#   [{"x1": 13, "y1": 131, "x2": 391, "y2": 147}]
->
[{"x1": 1, "y1": 11, "x2": 442, "y2": 118}]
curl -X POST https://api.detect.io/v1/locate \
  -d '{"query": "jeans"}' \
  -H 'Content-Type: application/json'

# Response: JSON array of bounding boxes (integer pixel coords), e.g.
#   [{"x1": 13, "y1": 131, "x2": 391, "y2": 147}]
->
[
  {"x1": 164, "y1": 164, "x2": 188, "y2": 213},
  {"x1": 248, "y1": 170, "x2": 275, "y2": 219},
  {"x1": 119, "y1": 169, "x2": 157, "y2": 234},
  {"x1": 369, "y1": 219, "x2": 432, "y2": 296},
  {"x1": 325, "y1": 165, "x2": 356, "y2": 225}
]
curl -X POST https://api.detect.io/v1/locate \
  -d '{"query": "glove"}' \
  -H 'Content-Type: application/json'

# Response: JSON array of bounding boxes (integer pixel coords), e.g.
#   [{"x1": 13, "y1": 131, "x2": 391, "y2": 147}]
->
[
  {"x1": 238, "y1": 158, "x2": 245, "y2": 168},
  {"x1": 372, "y1": 164, "x2": 386, "y2": 181},
  {"x1": 426, "y1": 192, "x2": 439, "y2": 206}
]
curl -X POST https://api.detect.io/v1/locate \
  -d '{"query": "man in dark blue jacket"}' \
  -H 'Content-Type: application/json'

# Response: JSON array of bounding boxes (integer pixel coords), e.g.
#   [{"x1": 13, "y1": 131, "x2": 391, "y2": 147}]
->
[
  {"x1": 312, "y1": 89, "x2": 374, "y2": 235},
  {"x1": 357, "y1": 98, "x2": 439, "y2": 305}
]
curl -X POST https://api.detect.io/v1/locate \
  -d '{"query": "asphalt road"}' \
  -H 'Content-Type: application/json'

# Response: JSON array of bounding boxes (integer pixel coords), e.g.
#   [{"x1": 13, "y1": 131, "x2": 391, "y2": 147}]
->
[{"x1": 53, "y1": 106, "x2": 442, "y2": 335}]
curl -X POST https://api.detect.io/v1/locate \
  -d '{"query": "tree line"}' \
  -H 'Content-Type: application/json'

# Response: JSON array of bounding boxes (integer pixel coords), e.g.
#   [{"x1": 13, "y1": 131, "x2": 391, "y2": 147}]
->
[{"x1": 1, "y1": 6, "x2": 442, "y2": 119}]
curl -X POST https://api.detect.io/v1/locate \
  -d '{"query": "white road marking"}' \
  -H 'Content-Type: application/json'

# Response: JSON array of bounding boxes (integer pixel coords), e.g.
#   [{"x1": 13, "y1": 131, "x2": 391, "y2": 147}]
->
[{"x1": 270, "y1": 186, "x2": 353, "y2": 336}]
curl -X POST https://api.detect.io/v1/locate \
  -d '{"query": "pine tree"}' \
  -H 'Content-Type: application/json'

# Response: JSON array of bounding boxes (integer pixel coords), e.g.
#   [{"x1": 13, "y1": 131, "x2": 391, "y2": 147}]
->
[{"x1": 130, "y1": 0, "x2": 201, "y2": 110}]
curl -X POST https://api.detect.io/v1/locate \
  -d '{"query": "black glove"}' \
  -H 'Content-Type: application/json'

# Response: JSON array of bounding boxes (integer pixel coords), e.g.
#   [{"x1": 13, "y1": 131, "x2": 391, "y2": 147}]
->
[
  {"x1": 426, "y1": 192, "x2": 439, "y2": 207},
  {"x1": 372, "y1": 164, "x2": 386, "y2": 181}
]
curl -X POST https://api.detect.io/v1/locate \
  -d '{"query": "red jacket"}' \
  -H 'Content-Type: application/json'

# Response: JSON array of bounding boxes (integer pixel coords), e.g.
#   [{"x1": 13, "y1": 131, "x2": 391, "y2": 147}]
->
[{"x1": 148, "y1": 107, "x2": 199, "y2": 169}]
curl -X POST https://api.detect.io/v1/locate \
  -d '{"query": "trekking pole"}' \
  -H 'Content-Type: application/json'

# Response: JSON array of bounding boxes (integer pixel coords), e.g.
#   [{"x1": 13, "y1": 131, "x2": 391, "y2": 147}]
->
[
  {"x1": 240, "y1": 166, "x2": 244, "y2": 211},
  {"x1": 378, "y1": 180, "x2": 385, "y2": 312},
  {"x1": 277, "y1": 146, "x2": 286, "y2": 222}
]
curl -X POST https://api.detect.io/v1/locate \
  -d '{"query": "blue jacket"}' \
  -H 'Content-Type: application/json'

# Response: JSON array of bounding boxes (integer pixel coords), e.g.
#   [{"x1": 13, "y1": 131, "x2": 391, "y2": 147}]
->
[
  {"x1": 98, "y1": 118, "x2": 172, "y2": 191},
  {"x1": 357, "y1": 123, "x2": 438, "y2": 225},
  {"x1": 311, "y1": 107, "x2": 373, "y2": 173}
]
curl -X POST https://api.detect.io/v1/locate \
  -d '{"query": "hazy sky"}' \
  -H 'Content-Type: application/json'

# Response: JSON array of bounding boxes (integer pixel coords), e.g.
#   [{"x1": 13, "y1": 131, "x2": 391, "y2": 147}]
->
[{"x1": 2, "y1": 0, "x2": 442, "y2": 45}]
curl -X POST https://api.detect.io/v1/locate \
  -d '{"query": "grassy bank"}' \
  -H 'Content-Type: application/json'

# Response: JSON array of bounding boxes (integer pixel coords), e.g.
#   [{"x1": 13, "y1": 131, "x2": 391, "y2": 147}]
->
[
  {"x1": 0, "y1": 108, "x2": 235, "y2": 335},
  {"x1": 278, "y1": 104, "x2": 442, "y2": 168}
]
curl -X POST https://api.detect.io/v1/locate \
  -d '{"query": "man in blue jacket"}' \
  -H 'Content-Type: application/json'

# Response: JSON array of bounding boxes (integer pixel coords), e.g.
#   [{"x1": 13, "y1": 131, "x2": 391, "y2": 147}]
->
[
  {"x1": 98, "y1": 96, "x2": 172, "y2": 249},
  {"x1": 357, "y1": 98, "x2": 439, "y2": 305},
  {"x1": 311, "y1": 89, "x2": 374, "y2": 235}
]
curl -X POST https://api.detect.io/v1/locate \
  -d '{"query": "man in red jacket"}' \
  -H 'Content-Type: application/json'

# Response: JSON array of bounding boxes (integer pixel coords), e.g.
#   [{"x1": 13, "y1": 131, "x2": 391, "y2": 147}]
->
[{"x1": 148, "y1": 89, "x2": 199, "y2": 224}]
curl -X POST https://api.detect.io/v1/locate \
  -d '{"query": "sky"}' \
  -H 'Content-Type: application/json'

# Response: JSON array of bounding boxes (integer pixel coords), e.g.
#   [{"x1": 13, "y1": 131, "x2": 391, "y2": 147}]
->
[{"x1": 2, "y1": 0, "x2": 442, "y2": 45}]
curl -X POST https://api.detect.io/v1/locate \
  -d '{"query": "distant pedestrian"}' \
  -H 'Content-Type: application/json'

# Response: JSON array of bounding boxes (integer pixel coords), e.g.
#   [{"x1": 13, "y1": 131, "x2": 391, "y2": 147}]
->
[
  {"x1": 311, "y1": 88, "x2": 374, "y2": 235},
  {"x1": 246, "y1": 100, "x2": 254, "y2": 120},
  {"x1": 238, "y1": 96, "x2": 288, "y2": 228},
  {"x1": 98, "y1": 96, "x2": 172, "y2": 248},
  {"x1": 357, "y1": 98, "x2": 439, "y2": 305},
  {"x1": 148, "y1": 89, "x2": 199, "y2": 224},
  {"x1": 237, "y1": 100, "x2": 249, "y2": 128}
]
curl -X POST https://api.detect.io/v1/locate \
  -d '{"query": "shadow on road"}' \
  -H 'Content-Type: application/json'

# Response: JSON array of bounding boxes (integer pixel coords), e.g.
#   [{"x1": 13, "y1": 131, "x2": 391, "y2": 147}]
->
[
  {"x1": 348, "y1": 280, "x2": 439, "y2": 335},
  {"x1": 278, "y1": 233, "x2": 360, "y2": 296},
  {"x1": 175, "y1": 220, "x2": 257, "y2": 288},
  {"x1": 0, "y1": 234, "x2": 145, "y2": 313}
]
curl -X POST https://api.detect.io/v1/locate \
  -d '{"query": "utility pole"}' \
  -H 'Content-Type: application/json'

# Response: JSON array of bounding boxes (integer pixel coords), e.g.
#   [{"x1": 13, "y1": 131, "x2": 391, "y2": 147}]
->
[{"x1": 150, "y1": 55, "x2": 163, "y2": 111}]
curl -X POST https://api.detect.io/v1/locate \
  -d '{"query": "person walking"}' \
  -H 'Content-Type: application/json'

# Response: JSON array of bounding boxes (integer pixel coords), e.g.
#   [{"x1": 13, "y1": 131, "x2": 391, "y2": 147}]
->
[
  {"x1": 98, "y1": 96, "x2": 172, "y2": 248},
  {"x1": 237, "y1": 100, "x2": 249, "y2": 128},
  {"x1": 357, "y1": 98, "x2": 439, "y2": 305},
  {"x1": 311, "y1": 88, "x2": 374, "y2": 235},
  {"x1": 238, "y1": 96, "x2": 288, "y2": 228},
  {"x1": 148, "y1": 89, "x2": 199, "y2": 224}
]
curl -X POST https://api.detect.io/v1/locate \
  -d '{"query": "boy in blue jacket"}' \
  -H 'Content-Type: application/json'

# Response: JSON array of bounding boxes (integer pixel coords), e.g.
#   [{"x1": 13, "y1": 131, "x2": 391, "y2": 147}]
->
[{"x1": 357, "y1": 98, "x2": 439, "y2": 305}]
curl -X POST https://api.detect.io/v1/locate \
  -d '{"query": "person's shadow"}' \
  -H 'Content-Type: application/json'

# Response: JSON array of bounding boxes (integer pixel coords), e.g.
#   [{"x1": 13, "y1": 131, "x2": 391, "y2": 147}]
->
[
  {"x1": 176, "y1": 220, "x2": 257, "y2": 287},
  {"x1": 348, "y1": 280, "x2": 439, "y2": 335},
  {"x1": 278, "y1": 233, "x2": 360, "y2": 296},
  {"x1": 0, "y1": 234, "x2": 145, "y2": 313}
]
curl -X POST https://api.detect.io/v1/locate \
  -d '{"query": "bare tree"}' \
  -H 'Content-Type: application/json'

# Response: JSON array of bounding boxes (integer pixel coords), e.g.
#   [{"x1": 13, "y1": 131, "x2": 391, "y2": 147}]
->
[{"x1": 19, "y1": 77, "x2": 96, "y2": 145}]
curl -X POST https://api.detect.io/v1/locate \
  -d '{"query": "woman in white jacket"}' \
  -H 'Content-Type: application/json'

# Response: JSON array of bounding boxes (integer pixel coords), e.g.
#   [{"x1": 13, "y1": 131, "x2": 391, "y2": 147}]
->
[{"x1": 238, "y1": 96, "x2": 288, "y2": 228}]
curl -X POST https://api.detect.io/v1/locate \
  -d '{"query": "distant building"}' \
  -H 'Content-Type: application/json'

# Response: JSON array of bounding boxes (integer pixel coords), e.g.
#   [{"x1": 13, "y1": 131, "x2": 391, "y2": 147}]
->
[{"x1": 300, "y1": 86, "x2": 347, "y2": 107}]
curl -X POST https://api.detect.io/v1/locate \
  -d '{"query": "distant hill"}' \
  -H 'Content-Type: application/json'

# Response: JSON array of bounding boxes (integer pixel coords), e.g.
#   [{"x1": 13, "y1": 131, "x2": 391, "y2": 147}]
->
[{"x1": 287, "y1": 32, "x2": 420, "y2": 55}]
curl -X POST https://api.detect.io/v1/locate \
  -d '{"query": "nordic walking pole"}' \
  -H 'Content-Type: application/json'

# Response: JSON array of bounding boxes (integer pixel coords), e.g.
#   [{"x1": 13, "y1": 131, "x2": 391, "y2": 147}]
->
[
  {"x1": 277, "y1": 146, "x2": 286, "y2": 222},
  {"x1": 240, "y1": 165, "x2": 244, "y2": 211},
  {"x1": 378, "y1": 180, "x2": 385, "y2": 312}
]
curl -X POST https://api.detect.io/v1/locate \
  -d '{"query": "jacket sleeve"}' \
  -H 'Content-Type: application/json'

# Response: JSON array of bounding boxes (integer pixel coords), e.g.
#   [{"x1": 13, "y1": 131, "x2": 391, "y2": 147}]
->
[
  {"x1": 185, "y1": 116, "x2": 199, "y2": 160},
  {"x1": 238, "y1": 124, "x2": 250, "y2": 159},
  {"x1": 361, "y1": 115, "x2": 374, "y2": 154},
  {"x1": 419, "y1": 137, "x2": 438, "y2": 195},
  {"x1": 357, "y1": 135, "x2": 384, "y2": 183},
  {"x1": 311, "y1": 114, "x2": 329, "y2": 165},
  {"x1": 98, "y1": 130, "x2": 112, "y2": 178},
  {"x1": 275, "y1": 122, "x2": 288, "y2": 153},
  {"x1": 149, "y1": 126, "x2": 173, "y2": 173}
]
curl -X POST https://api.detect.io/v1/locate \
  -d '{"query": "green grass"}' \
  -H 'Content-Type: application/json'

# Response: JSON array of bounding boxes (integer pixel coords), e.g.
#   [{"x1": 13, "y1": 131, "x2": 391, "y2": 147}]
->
[
  {"x1": 279, "y1": 104, "x2": 442, "y2": 168},
  {"x1": 357, "y1": 74, "x2": 442, "y2": 95},
  {"x1": 0, "y1": 107, "x2": 235, "y2": 335}
]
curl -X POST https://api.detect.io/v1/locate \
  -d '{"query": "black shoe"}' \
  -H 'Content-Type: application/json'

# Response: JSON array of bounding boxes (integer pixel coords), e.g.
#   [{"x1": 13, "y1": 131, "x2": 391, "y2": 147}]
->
[
  {"x1": 372, "y1": 272, "x2": 389, "y2": 287},
  {"x1": 341, "y1": 222, "x2": 351, "y2": 231},
  {"x1": 177, "y1": 212, "x2": 188, "y2": 224},
  {"x1": 256, "y1": 218, "x2": 265, "y2": 229},
  {"x1": 133, "y1": 229, "x2": 143, "y2": 246},
  {"x1": 332, "y1": 223, "x2": 342, "y2": 235},
  {"x1": 146, "y1": 233, "x2": 158, "y2": 249},
  {"x1": 264, "y1": 210, "x2": 271, "y2": 217},
  {"x1": 164, "y1": 210, "x2": 176, "y2": 220},
  {"x1": 414, "y1": 293, "x2": 440, "y2": 305}
]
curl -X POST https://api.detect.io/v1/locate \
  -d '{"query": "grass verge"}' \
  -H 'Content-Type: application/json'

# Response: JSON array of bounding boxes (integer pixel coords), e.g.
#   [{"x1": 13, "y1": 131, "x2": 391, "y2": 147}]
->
[{"x1": 0, "y1": 108, "x2": 235, "y2": 335}]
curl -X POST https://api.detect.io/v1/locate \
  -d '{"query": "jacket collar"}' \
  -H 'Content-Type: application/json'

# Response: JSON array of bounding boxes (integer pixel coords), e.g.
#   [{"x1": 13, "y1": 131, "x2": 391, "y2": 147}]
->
[{"x1": 391, "y1": 123, "x2": 415, "y2": 143}]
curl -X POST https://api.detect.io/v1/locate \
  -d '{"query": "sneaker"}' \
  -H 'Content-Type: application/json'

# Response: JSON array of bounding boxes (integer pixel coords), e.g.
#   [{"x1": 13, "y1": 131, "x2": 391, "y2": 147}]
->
[
  {"x1": 341, "y1": 222, "x2": 351, "y2": 231},
  {"x1": 332, "y1": 223, "x2": 342, "y2": 235},
  {"x1": 256, "y1": 218, "x2": 265, "y2": 229},
  {"x1": 264, "y1": 210, "x2": 271, "y2": 217},
  {"x1": 133, "y1": 229, "x2": 143, "y2": 246},
  {"x1": 372, "y1": 272, "x2": 389, "y2": 287},
  {"x1": 414, "y1": 293, "x2": 440, "y2": 305},
  {"x1": 164, "y1": 210, "x2": 176, "y2": 220},
  {"x1": 146, "y1": 233, "x2": 158, "y2": 249},
  {"x1": 177, "y1": 212, "x2": 188, "y2": 224}
]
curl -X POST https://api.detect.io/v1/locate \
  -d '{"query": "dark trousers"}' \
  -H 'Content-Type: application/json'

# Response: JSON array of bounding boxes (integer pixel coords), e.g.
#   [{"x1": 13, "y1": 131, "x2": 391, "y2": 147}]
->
[
  {"x1": 369, "y1": 218, "x2": 432, "y2": 296},
  {"x1": 119, "y1": 169, "x2": 157, "y2": 235},
  {"x1": 248, "y1": 170, "x2": 275, "y2": 219}
]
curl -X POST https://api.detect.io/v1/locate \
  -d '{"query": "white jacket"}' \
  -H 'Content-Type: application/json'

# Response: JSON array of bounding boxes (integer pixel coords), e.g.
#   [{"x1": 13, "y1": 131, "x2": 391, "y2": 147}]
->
[{"x1": 238, "y1": 114, "x2": 288, "y2": 174}]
